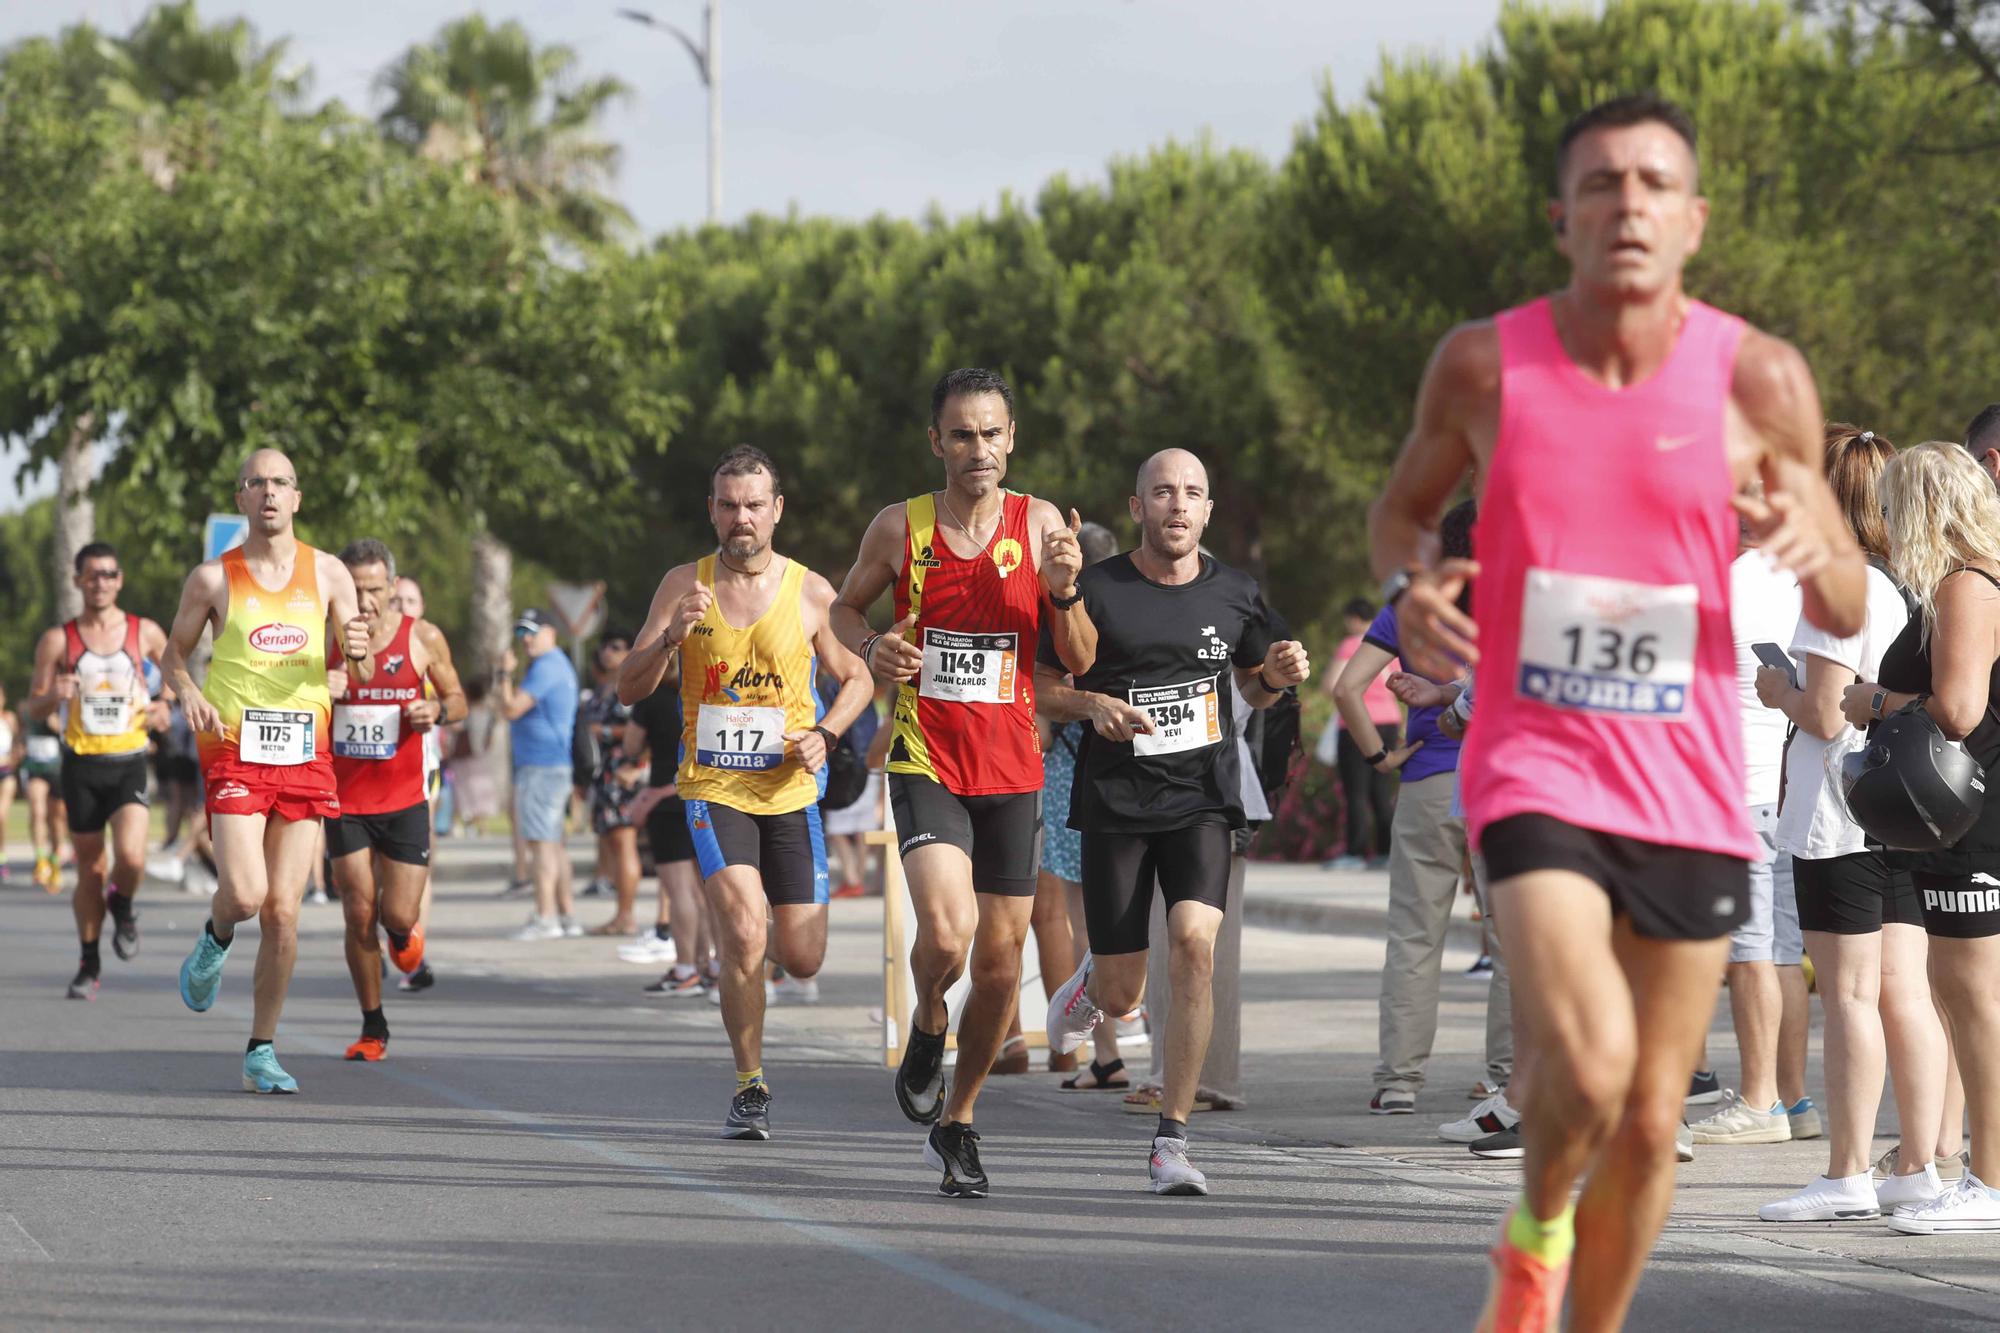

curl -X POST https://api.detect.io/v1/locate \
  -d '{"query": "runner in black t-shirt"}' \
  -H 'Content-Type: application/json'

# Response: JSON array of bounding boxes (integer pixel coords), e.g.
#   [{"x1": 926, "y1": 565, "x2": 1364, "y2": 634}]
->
[
  {"x1": 1038, "y1": 447, "x2": 1310, "y2": 1195},
  {"x1": 624, "y1": 672, "x2": 711, "y2": 997}
]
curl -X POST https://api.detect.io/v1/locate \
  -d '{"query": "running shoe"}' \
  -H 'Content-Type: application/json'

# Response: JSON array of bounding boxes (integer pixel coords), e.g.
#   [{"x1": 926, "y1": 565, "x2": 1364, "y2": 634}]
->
[
  {"x1": 643, "y1": 967, "x2": 706, "y2": 998},
  {"x1": 724, "y1": 1083, "x2": 773, "y2": 1140},
  {"x1": 1115, "y1": 1007, "x2": 1149, "y2": 1042},
  {"x1": 345, "y1": 1035, "x2": 389, "y2": 1062},
  {"x1": 1786, "y1": 1097, "x2": 1823, "y2": 1141},
  {"x1": 1045, "y1": 951, "x2": 1103, "y2": 1055},
  {"x1": 1148, "y1": 1136, "x2": 1210, "y2": 1196},
  {"x1": 771, "y1": 975, "x2": 820, "y2": 1005},
  {"x1": 1369, "y1": 1087, "x2": 1415, "y2": 1115},
  {"x1": 1873, "y1": 1144, "x2": 1967, "y2": 1184},
  {"x1": 1877, "y1": 1162, "x2": 1947, "y2": 1213},
  {"x1": 618, "y1": 934, "x2": 677, "y2": 964},
  {"x1": 923, "y1": 1121, "x2": 988, "y2": 1198},
  {"x1": 497, "y1": 877, "x2": 532, "y2": 898},
  {"x1": 1474, "y1": 1237, "x2": 1569, "y2": 1333},
  {"x1": 242, "y1": 1045, "x2": 299, "y2": 1094},
  {"x1": 895, "y1": 1023, "x2": 947, "y2": 1124},
  {"x1": 1758, "y1": 1173, "x2": 1878, "y2": 1222},
  {"x1": 386, "y1": 923, "x2": 425, "y2": 975},
  {"x1": 178, "y1": 925, "x2": 231, "y2": 1012},
  {"x1": 1465, "y1": 954, "x2": 1495, "y2": 980},
  {"x1": 1675, "y1": 1121, "x2": 1695, "y2": 1162},
  {"x1": 398, "y1": 963, "x2": 436, "y2": 993},
  {"x1": 66, "y1": 966, "x2": 99, "y2": 1001},
  {"x1": 1470, "y1": 1122, "x2": 1523, "y2": 1160},
  {"x1": 108, "y1": 902, "x2": 139, "y2": 962},
  {"x1": 1686, "y1": 1069, "x2": 1722, "y2": 1104},
  {"x1": 1887, "y1": 1173, "x2": 2000, "y2": 1235},
  {"x1": 1688, "y1": 1090, "x2": 1791, "y2": 1145},
  {"x1": 580, "y1": 877, "x2": 610, "y2": 898},
  {"x1": 559, "y1": 914, "x2": 585, "y2": 938},
  {"x1": 34, "y1": 854, "x2": 57, "y2": 891},
  {"x1": 1442, "y1": 1091, "x2": 1518, "y2": 1144},
  {"x1": 305, "y1": 886, "x2": 330, "y2": 906},
  {"x1": 830, "y1": 882, "x2": 867, "y2": 899},
  {"x1": 511, "y1": 915, "x2": 564, "y2": 941},
  {"x1": 146, "y1": 852, "x2": 186, "y2": 884}
]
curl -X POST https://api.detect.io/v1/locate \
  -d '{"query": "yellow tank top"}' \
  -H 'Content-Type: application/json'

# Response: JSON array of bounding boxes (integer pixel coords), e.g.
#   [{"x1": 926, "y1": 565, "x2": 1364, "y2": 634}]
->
[
  {"x1": 676, "y1": 555, "x2": 821, "y2": 815},
  {"x1": 199, "y1": 545, "x2": 332, "y2": 769},
  {"x1": 61, "y1": 615, "x2": 151, "y2": 758}
]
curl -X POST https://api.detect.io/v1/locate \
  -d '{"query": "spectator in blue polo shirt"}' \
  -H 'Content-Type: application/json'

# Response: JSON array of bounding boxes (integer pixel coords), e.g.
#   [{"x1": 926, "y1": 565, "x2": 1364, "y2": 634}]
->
[{"x1": 497, "y1": 609, "x2": 581, "y2": 940}]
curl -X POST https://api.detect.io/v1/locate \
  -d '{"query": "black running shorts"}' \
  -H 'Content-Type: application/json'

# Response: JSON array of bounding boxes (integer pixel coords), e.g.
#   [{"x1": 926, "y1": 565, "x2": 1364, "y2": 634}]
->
[
  {"x1": 1080, "y1": 819, "x2": 1233, "y2": 956},
  {"x1": 1911, "y1": 870, "x2": 2000, "y2": 939},
  {"x1": 687, "y1": 800, "x2": 828, "y2": 906},
  {"x1": 325, "y1": 801, "x2": 433, "y2": 867},
  {"x1": 60, "y1": 752, "x2": 150, "y2": 835},
  {"x1": 888, "y1": 772, "x2": 1041, "y2": 897},
  {"x1": 646, "y1": 794, "x2": 694, "y2": 866},
  {"x1": 1792, "y1": 850, "x2": 1922, "y2": 935},
  {"x1": 1481, "y1": 813, "x2": 1749, "y2": 941}
]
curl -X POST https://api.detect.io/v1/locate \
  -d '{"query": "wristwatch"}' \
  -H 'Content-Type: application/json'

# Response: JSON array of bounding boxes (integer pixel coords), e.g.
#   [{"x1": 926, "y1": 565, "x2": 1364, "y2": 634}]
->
[
  {"x1": 1363, "y1": 747, "x2": 1389, "y2": 767},
  {"x1": 812, "y1": 724, "x2": 838, "y2": 750},
  {"x1": 1048, "y1": 587, "x2": 1084, "y2": 610},
  {"x1": 1870, "y1": 688, "x2": 1888, "y2": 720},
  {"x1": 1378, "y1": 567, "x2": 1417, "y2": 609}
]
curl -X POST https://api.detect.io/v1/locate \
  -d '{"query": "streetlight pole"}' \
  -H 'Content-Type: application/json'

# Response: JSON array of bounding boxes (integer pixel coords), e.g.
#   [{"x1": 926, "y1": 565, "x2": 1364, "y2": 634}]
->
[{"x1": 617, "y1": 3, "x2": 720, "y2": 224}]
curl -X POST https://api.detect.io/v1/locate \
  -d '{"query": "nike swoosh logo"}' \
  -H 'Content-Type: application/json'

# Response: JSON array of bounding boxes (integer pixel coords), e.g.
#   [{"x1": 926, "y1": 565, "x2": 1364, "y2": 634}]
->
[{"x1": 1655, "y1": 433, "x2": 1699, "y2": 452}]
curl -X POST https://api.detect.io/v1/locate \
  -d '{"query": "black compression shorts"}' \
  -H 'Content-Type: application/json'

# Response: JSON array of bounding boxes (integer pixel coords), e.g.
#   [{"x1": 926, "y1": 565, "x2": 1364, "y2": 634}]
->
[
  {"x1": 888, "y1": 772, "x2": 1042, "y2": 897},
  {"x1": 1481, "y1": 813, "x2": 1749, "y2": 941},
  {"x1": 1792, "y1": 851, "x2": 1922, "y2": 935},
  {"x1": 687, "y1": 800, "x2": 828, "y2": 906},
  {"x1": 61, "y1": 753, "x2": 150, "y2": 835},
  {"x1": 326, "y1": 801, "x2": 433, "y2": 867},
  {"x1": 1080, "y1": 820, "x2": 1233, "y2": 955}
]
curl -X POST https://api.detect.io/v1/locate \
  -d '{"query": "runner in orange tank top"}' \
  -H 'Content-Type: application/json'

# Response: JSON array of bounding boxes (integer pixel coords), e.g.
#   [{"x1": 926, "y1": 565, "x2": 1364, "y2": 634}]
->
[
  {"x1": 161, "y1": 448, "x2": 376, "y2": 1096},
  {"x1": 832, "y1": 368, "x2": 1095, "y2": 1198},
  {"x1": 325, "y1": 540, "x2": 466, "y2": 1063}
]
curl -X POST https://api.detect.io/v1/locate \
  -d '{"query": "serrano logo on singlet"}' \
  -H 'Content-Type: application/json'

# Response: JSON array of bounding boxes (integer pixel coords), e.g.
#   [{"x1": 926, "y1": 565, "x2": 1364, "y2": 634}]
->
[{"x1": 248, "y1": 623, "x2": 309, "y2": 656}]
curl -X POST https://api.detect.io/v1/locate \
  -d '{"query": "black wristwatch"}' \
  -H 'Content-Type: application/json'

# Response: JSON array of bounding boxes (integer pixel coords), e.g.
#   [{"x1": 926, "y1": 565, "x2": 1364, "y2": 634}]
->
[
  {"x1": 1256, "y1": 671, "x2": 1286, "y2": 695},
  {"x1": 1378, "y1": 567, "x2": 1417, "y2": 609},
  {"x1": 811, "y1": 724, "x2": 838, "y2": 750},
  {"x1": 1363, "y1": 747, "x2": 1389, "y2": 767},
  {"x1": 1048, "y1": 587, "x2": 1084, "y2": 610}
]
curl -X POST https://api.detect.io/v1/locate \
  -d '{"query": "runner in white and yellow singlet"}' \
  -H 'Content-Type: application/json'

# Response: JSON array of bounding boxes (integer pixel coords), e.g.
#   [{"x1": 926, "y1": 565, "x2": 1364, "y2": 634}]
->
[
  {"x1": 161, "y1": 448, "x2": 375, "y2": 1095},
  {"x1": 619, "y1": 445, "x2": 874, "y2": 1142}
]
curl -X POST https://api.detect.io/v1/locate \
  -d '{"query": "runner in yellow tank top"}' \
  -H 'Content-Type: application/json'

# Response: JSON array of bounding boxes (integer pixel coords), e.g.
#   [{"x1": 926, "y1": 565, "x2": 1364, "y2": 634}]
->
[
  {"x1": 162, "y1": 448, "x2": 375, "y2": 1096},
  {"x1": 23, "y1": 541, "x2": 169, "y2": 998},
  {"x1": 620, "y1": 446, "x2": 874, "y2": 1141}
]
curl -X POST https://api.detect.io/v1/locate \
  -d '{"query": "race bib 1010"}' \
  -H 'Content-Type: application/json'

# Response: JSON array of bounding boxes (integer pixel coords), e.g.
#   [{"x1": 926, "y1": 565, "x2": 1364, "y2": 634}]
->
[{"x1": 1517, "y1": 568, "x2": 1697, "y2": 720}]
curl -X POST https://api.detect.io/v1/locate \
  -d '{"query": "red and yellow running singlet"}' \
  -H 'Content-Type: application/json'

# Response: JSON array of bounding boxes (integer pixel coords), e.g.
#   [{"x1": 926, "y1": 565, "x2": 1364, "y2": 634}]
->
[
  {"x1": 886, "y1": 491, "x2": 1043, "y2": 796},
  {"x1": 199, "y1": 545, "x2": 334, "y2": 794}
]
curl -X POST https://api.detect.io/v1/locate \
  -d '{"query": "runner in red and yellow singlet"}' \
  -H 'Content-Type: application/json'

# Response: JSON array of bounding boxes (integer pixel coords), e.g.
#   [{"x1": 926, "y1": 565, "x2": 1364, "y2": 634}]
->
[
  {"x1": 326, "y1": 540, "x2": 466, "y2": 1063},
  {"x1": 833, "y1": 367, "x2": 1094, "y2": 1198},
  {"x1": 162, "y1": 448, "x2": 375, "y2": 1095}
]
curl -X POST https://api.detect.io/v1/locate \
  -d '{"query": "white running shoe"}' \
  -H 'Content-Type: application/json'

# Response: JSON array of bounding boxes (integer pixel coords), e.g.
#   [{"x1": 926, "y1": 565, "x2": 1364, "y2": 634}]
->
[
  {"x1": 512, "y1": 915, "x2": 564, "y2": 941},
  {"x1": 1687, "y1": 1090, "x2": 1791, "y2": 1145},
  {"x1": 772, "y1": 975, "x2": 820, "y2": 1005},
  {"x1": 1675, "y1": 1122, "x2": 1695, "y2": 1163},
  {"x1": 1758, "y1": 1173, "x2": 1878, "y2": 1222},
  {"x1": 146, "y1": 852, "x2": 186, "y2": 885},
  {"x1": 1887, "y1": 1173, "x2": 2000, "y2": 1235},
  {"x1": 305, "y1": 887, "x2": 330, "y2": 906},
  {"x1": 559, "y1": 915, "x2": 585, "y2": 938},
  {"x1": 1877, "y1": 1161, "x2": 1947, "y2": 1213},
  {"x1": 1045, "y1": 951, "x2": 1103, "y2": 1055},
  {"x1": 1440, "y1": 1091, "x2": 1518, "y2": 1144},
  {"x1": 1148, "y1": 1136, "x2": 1209, "y2": 1196},
  {"x1": 618, "y1": 934, "x2": 678, "y2": 964}
]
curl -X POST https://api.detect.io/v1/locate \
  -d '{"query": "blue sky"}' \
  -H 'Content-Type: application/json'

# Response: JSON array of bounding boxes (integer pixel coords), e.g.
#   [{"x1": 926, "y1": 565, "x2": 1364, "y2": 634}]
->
[{"x1": 3, "y1": 0, "x2": 1509, "y2": 505}]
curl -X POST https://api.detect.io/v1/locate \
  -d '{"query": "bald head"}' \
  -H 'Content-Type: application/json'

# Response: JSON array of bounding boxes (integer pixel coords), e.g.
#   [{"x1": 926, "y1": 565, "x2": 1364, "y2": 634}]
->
[
  {"x1": 1136, "y1": 448, "x2": 1208, "y2": 498},
  {"x1": 235, "y1": 447, "x2": 302, "y2": 535},
  {"x1": 238, "y1": 447, "x2": 295, "y2": 485}
]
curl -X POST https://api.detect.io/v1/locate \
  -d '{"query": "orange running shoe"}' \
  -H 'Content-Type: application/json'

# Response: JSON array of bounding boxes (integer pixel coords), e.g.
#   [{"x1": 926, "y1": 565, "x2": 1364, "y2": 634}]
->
[
  {"x1": 387, "y1": 923, "x2": 426, "y2": 976},
  {"x1": 344, "y1": 1035, "x2": 388, "y2": 1062},
  {"x1": 35, "y1": 855, "x2": 58, "y2": 892},
  {"x1": 1474, "y1": 1238, "x2": 1569, "y2": 1333}
]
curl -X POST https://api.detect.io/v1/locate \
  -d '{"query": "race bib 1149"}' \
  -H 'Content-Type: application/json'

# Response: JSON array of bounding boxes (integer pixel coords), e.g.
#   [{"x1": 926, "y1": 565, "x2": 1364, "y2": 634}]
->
[
  {"x1": 919, "y1": 629, "x2": 1018, "y2": 705},
  {"x1": 1517, "y1": 568, "x2": 1698, "y2": 720}
]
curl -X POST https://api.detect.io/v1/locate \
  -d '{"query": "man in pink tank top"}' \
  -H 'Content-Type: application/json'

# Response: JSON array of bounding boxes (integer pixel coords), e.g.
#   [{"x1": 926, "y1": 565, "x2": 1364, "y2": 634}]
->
[{"x1": 1369, "y1": 95, "x2": 1866, "y2": 1331}]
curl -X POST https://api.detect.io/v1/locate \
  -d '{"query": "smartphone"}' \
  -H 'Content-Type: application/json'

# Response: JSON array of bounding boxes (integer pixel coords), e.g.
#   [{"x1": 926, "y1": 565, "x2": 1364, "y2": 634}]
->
[{"x1": 1752, "y1": 641, "x2": 1799, "y2": 691}]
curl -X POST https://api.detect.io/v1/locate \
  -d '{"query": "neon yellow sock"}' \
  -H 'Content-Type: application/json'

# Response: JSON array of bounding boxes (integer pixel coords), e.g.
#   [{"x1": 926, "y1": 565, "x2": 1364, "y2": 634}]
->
[
  {"x1": 1505, "y1": 1197, "x2": 1575, "y2": 1267},
  {"x1": 736, "y1": 1067, "x2": 765, "y2": 1092}
]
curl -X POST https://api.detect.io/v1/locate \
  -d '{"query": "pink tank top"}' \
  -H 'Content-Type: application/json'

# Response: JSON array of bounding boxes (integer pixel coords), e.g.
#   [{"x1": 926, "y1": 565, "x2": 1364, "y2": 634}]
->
[{"x1": 1460, "y1": 296, "x2": 1757, "y2": 861}]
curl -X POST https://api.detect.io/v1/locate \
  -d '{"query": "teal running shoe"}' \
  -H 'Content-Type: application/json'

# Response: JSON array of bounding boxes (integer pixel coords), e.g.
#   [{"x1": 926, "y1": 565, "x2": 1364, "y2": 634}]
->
[
  {"x1": 242, "y1": 1045, "x2": 298, "y2": 1094},
  {"x1": 178, "y1": 925, "x2": 231, "y2": 1012}
]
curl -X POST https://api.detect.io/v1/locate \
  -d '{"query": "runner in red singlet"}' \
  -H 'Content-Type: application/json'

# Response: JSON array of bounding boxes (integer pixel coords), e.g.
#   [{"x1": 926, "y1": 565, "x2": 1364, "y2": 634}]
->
[
  {"x1": 833, "y1": 368, "x2": 1094, "y2": 1197},
  {"x1": 327, "y1": 540, "x2": 465, "y2": 1061},
  {"x1": 1370, "y1": 96, "x2": 1865, "y2": 1330}
]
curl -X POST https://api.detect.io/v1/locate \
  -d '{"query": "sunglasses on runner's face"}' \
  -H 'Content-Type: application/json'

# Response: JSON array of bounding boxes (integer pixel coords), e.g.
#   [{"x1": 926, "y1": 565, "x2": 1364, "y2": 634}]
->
[{"x1": 82, "y1": 569, "x2": 121, "y2": 581}]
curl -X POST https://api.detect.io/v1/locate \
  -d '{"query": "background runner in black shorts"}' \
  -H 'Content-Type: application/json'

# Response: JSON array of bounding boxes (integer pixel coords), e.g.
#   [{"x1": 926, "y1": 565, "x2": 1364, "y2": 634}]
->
[{"x1": 325, "y1": 803, "x2": 432, "y2": 867}]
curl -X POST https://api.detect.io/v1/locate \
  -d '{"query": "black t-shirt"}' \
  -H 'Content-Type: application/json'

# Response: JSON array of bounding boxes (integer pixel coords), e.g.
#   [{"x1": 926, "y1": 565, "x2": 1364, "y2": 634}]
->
[
  {"x1": 627, "y1": 687, "x2": 682, "y2": 788},
  {"x1": 1040, "y1": 553, "x2": 1275, "y2": 834}
]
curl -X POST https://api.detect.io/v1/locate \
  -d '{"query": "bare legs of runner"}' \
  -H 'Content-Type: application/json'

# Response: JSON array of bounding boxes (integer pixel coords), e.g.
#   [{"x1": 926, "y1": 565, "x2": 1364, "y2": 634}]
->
[
  {"x1": 70, "y1": 803, "x2": 146, "y2": 951},
  {"x1": 1085, "y1": 901, "x2": 1222, "y2": 1122},
  {"x1": 904, "y1": 843, "x2": 1031, "y2": 1124},
  {"x1": 704, "y1": 869, "x2": 825, "y2": 1073},
  {"x1": 1493, "y1": 872, "x2": 1728, "y2": 1332},
  {"x1": 335, "y1": 851, "x2": 427, "y2": 1013},
  {"x1": 210, "y1": 813, "x2": 322, "y2": 1040}
]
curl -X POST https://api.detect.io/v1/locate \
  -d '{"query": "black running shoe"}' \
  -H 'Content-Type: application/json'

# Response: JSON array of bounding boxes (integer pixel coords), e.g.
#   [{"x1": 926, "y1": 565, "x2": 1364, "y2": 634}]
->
[
  {"x1": 1687, "y1": 1069, "x2": 1722, "y2": 1104},
  {"x1": 895, "y1": 1023, "x2": 946, "y2": 1125},
  {"x1": 923, "y1": 1121, "x2": 988, "y2": 1198},
  {"x1": 725, "y1": 1083, "x2": 772, "y2": 1141},
  {"x1": 67, "y1": 966, "x2": 100, "y2": 1000},
  {"x1": 397, "y1": 963, "x2": 436, "y2": 993},
  {"x1": 1469, "y1": 1121, "x2": 1523, "y2": 1159}
]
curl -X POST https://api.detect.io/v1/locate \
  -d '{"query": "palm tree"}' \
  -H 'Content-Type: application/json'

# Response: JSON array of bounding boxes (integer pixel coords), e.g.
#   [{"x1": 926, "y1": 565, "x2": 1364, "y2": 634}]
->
[
  {"x1": 377, "y1": 16, "x2": 633, "y2": 672},
  {"x1": 377, "y1": 16, "x2": 632, "y2": 243}
]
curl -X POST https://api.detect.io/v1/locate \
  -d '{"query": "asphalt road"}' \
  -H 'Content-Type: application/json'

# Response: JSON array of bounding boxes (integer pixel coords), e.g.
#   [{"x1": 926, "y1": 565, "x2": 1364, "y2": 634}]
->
[{"x1": 2, "y1": 852, "x2": 1994, "y2": 1331}]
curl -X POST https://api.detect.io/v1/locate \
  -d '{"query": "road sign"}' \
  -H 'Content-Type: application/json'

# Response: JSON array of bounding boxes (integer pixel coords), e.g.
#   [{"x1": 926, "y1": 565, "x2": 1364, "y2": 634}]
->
[
  {"x1": 203, "y1": 514, "x2": 248, "y2": 562},
  {"x1": 546, "y1": 581, "x2": 607, "y2": 642}
]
